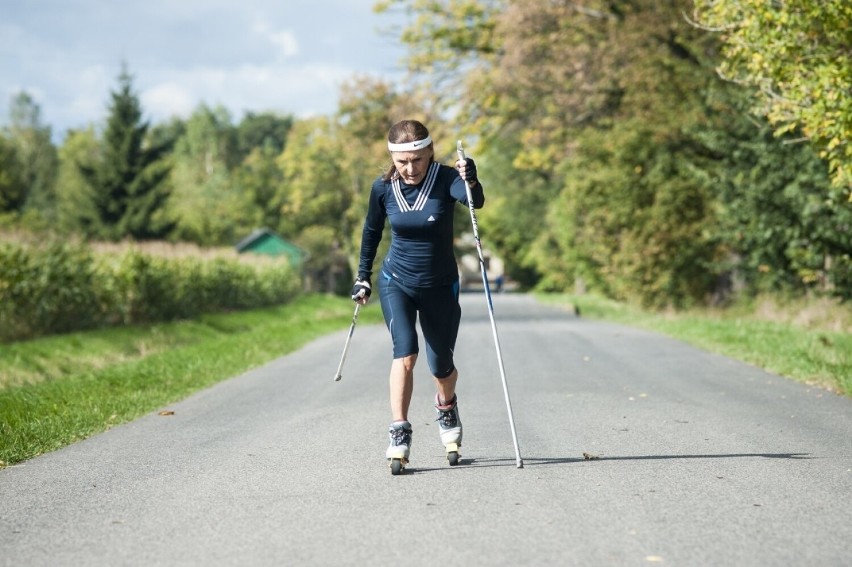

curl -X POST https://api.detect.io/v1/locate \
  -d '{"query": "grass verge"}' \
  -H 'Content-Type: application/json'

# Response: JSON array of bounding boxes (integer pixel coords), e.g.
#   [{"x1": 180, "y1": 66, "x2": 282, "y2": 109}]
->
[
  {"x1": 0, "y1": 294, "x2": 383, "y2": 467},
  {"x1": 538, "y1": 293, "x2": 851, "y2": 397}
]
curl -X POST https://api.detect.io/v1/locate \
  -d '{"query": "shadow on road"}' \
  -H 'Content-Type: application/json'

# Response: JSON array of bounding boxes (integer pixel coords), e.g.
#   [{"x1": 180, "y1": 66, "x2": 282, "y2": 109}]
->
[
  {"x1": 381, "y1": 452, "x2": 817, "y2": 477},
  {"x1": 583, "y1": 452, "x2": 814, "y2": 462},
  {"x1": 401, "y1": 452, "x2": 813, "y2": 473}
]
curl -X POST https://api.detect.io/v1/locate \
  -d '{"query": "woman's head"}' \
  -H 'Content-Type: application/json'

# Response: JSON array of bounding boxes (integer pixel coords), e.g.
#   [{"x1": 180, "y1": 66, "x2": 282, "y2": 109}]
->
[{"x1": 384, "y1": 119, "x2": 434, "y2": 184}]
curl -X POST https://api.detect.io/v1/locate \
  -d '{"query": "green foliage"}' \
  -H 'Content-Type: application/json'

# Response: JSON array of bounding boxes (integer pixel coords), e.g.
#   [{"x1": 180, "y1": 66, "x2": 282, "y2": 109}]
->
[
  {"x1": 0, "y1": 134, "x2": 26, "y2": 212},
  {"x1": 4, "y1": 92, "x2": 59, "y2": 221},
  {"x1": 276, "y1": 117, "x2": 353, "y2": 238},
  {"x1": 473, "y1": 135, "x2": 550, "y2": 290},
  {"x1": 478, "y1": 0, "x2": 725, "y2": 306},
  {"x1": 375, "y1": 0, "x2": 499, "y2": 74},
  {"x1": 167, "y1": 104, "x2": 244, "y2": 245},
  {"x1": 701, "y1": 103, "x2": 852, "y2": 297},
  {"x1": 147, "y1": 117, "x2": 187, "y2": 150},
  {"x1": 380, "y1": 0, "x2": 851, "y2": 304},
  {"x1": 106, "y1": 250, "x2": 297, "y2": 323},
  {"x1": 235, "y1": 111, "x2": 293, "y2": 158},
  {"x1": 78, "y1": 66, "x2": 173, "y2": 240},
  {"x1": 1, "y1": 91, "x2": 59, "y2": 220},
  {"x1": 233, "y1": 144, "x2": 286, "y2": 231},
  {"x1": 0, "y1": 240, "x2": 299, "y2": 342},
  {"x1": 54, "y1": 127, "x2": 100, "y2": 234},
  {"x1": 539, "y1": 123, "x2": 718, "y2": 307},
  {"x1": 692, "y1": 0, "x2": 852, "y2": 190},
  {"x1": 0, "y1": 242, "x2": 103, "y2": 340}
]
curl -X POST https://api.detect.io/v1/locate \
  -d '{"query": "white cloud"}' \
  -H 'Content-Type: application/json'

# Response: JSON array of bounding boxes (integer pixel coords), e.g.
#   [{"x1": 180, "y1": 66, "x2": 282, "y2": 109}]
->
[
  {"x1": 141, "y1": 83, "x2": 197, "y2": 120},
  {"x1": 268, "y1": 30, "x2": 300, "y2": 59},
  {"x1": 252, "y1": 20, "x2": 299, "y2": 59},
  {"x1": 139, "y1": 61, "x2": 354, "y2": 122}
]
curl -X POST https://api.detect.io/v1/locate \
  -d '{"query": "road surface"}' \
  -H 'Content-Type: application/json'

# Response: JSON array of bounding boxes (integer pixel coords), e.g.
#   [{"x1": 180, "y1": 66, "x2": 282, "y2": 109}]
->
[{"x1": 2, "y1": 294, "x2": 850, "y2": 565}]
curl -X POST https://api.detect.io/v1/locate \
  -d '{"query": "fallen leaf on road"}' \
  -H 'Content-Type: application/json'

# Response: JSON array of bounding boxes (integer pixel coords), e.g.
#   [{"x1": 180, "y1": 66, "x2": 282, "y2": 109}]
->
[{"x1": 158, "y1": 410, "x2": 175, "y2": 416}]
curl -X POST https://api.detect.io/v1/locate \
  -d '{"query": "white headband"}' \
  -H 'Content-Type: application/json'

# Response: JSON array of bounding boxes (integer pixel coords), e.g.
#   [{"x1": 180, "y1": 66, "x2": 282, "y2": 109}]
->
[{"x1": 387, "y1": 136, "x2": 432, "y2": 152}]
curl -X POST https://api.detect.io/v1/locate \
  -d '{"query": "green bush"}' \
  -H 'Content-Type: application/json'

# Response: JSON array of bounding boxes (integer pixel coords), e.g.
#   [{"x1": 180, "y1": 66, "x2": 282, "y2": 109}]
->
[
  {"x1": 0, "y1": 242, "x2": 103, "y2": 340},
  {"x1": 0, "y1": 241, "x2": 300, "y2": 342}
]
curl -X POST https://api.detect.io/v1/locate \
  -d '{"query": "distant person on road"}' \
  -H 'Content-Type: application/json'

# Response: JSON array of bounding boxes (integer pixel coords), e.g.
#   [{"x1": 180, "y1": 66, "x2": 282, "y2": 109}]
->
[{"x1": 351, "y1": 119, "x2": 483, "y2": 472}]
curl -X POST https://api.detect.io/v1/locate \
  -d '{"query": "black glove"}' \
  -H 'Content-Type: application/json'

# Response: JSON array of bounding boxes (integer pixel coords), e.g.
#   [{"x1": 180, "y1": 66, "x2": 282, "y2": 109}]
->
[
  {"x1": 351, "y1": 276, "x2": 372, "y2": 302},
  {"x1": 458, "y1": 158, "x2": 478, "y2": 185}
]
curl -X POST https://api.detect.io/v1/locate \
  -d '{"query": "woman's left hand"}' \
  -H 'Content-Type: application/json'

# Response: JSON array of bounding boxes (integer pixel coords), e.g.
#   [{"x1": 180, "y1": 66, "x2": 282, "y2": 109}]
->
[{"x1": 456, "y1": 157, "x2": 478, "y2": 185}]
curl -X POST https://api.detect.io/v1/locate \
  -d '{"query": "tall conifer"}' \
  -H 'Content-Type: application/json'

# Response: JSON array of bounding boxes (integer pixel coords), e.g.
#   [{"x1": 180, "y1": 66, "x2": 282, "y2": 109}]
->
[{"x1": 79, "y1": 65, "x2": 173, "y2": 240}]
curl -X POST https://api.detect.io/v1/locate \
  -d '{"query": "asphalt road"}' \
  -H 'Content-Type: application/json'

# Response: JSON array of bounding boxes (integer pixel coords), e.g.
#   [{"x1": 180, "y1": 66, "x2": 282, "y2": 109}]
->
[{"x1": 2, "y1": 294, "x2": 851, "y2": 566}]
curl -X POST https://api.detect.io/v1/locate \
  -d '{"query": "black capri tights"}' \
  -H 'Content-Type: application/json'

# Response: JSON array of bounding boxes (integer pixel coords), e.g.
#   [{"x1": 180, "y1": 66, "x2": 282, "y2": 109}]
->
[{"x1": 378, "y1": 271, "x2": 461, "y2": 379}]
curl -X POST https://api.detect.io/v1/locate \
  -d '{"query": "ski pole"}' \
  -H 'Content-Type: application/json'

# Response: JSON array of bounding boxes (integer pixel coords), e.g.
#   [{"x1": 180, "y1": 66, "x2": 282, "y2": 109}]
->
[
  {"x1": 333, "y1": 302, "x2": 361, "y2": 382},
  {"x1": 457, "y1": 140, "x2": 524, "y2": 469}
]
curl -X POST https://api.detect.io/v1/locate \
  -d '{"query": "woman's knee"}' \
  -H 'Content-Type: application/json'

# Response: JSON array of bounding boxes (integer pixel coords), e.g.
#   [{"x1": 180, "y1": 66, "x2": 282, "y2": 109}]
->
[
  {"x1": 430, "y1": 360, "x2": 456, "y2": 379},
  {"x1": 396, "y1": 353, "x2": 418, "y2": 372}
]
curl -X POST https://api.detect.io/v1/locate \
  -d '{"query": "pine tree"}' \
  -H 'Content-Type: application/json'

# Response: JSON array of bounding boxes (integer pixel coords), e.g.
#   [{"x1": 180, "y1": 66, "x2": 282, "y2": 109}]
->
[{"x1": 79, "y1": 65, "x2": 173, "y2": 240}]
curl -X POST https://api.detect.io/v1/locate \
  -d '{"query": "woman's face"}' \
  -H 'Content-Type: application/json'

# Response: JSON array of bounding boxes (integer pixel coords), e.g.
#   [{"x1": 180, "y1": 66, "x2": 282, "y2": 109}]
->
[{"x1": 391, "y1": 147, "x2": 433, "y2": 185}]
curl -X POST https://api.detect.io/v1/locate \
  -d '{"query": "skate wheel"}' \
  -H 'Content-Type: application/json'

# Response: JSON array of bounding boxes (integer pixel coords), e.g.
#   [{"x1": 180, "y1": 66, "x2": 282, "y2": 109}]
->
[
  {"x1": 390, "y1": 458, "x2": 404, "y2": 475},
  {"x1": 447, "y1": 451, "x2": 460, "y2": 466}
]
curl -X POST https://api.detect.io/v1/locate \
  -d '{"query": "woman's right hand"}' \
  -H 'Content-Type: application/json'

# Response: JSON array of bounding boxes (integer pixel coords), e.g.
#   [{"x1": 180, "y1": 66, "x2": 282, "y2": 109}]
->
[{"x1": 351, "y1": 277, "x2": 372, "y2": 304}]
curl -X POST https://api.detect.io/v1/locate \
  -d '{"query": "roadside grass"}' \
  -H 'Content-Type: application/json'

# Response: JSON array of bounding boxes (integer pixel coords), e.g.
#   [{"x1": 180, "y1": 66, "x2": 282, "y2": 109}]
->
[
  {"x1": 539, "y1": 293, "x2": 852, "y2": 397},
  {"x1": 0, "y1": 295, "x2": 383, "y2": 467}
]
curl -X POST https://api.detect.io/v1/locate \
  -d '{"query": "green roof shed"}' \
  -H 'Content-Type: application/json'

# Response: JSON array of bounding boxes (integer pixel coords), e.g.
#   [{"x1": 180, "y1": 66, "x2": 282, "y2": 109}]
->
[{"x1": 235, "y1": 228, "x2": 305, "y2": 265}]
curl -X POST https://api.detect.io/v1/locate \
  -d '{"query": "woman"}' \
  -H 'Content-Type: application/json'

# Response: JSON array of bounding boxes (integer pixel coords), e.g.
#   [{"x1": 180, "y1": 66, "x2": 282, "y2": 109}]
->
[{"x1": 352, "y1": 119, "x2": 483, "y2": 474}]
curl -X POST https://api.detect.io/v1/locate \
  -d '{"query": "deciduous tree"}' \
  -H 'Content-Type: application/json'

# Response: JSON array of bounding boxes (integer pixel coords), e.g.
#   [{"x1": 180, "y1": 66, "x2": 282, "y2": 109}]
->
[
  {"x1": 167, "y1": 104, "x2": 240, "y2": 244},
  {"x1": 5, "y1": 92, "x2": 59, "y2": 220},
  {"x1": 692, "y1": 0, "x2": 852, "y2": 191}
]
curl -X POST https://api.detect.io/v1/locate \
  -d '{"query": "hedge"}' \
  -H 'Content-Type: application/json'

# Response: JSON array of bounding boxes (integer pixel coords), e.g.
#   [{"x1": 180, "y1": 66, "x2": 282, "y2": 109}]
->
[{"x1": 0, "y1": 241, "x2": 299, "y2": 342}]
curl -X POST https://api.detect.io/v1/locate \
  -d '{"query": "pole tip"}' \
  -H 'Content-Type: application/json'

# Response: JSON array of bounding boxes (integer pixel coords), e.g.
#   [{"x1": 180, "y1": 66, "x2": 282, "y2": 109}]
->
[{"x1": 517, "y1": 460, "x2": 524, "y2": 469}]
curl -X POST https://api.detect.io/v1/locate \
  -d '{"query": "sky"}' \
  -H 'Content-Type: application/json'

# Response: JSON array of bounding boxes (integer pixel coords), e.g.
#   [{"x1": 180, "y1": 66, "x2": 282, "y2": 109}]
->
[{"x1": 0, "y1": 0, "x2": 409, "y2": 141}]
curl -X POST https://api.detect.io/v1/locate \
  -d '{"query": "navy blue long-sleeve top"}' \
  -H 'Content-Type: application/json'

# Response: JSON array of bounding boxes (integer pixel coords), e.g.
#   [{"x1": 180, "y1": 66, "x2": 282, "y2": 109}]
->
[{"x1": 357, "y1": 162, "x2": 485, "y2": 288}]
